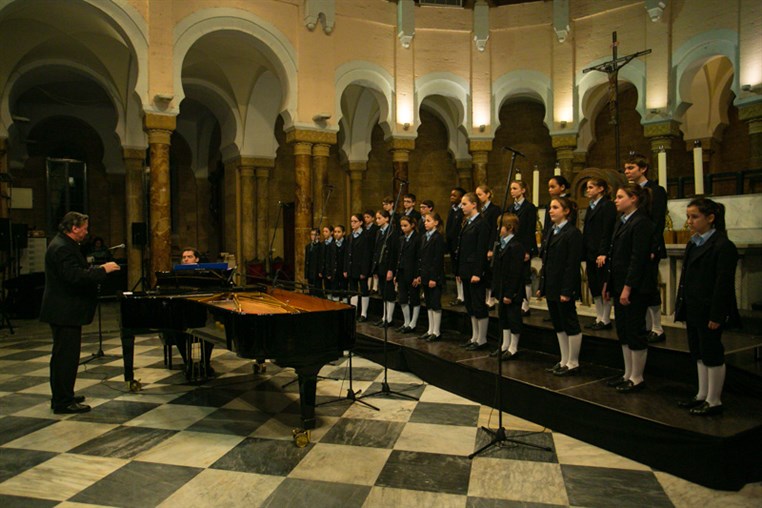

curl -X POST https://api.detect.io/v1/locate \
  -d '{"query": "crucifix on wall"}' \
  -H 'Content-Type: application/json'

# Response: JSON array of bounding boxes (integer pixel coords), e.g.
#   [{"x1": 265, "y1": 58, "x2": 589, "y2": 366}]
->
[{"x1": 583, "y1": 31, "x2": 651, "y2": 171}]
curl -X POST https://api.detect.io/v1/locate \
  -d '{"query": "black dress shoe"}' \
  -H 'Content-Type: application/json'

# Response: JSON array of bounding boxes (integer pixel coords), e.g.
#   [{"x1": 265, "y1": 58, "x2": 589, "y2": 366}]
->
[
  {"x1": 647, "y1": 331, "x2": 666, "y2": 343},
  {"x1": 591, "y1": 322, "x2": 613, "y2": 331},
  {"x1": 450, "y1": 299, "x2": 464, "y2": 306},
  {"x1": 418, "y1": 333, "x2": 432, "y2": 340},
  {"x1": 500, "y1": 350, "x2": 514, "y2": 361},
  {"x1": 396, "y1": 325, "x2": 407, "y2": 333},
  {"x1": 555, "y1": 366, "x2": 579, "y2": 377},
  {"x1": 460, "y1": 340, "x2": 476, "y2": 348},
  {"x1": 545, "y1": 363, "x2": 562, "y2": 373},
  {"x1": 584, "y1": 321, "x2": 599, "y2": 329},
  {"x1": 616, "y1": 380, "x2": 646, "y2": 393},
  {"x1": 690, "y1": 402, "x2": 724, "y2": 416},
  {"x1": 51, "y1": 395, "x2": 86, "y2": 409},
  {"x1": 489, "y1": 348, "x2": 503, "y2": 357},
  {"x1": 606, "y1": 376, "x2": 627, "y2": 387},
  {"x1": 373, "y1": 319, "x2": 385, "y2": 327},
  {"x1": 356, "y1": 315, "x2": 367, "y2": 323},
  {"x1": 677, "y1": 397, "x2": 705, "y2": 409},
  {"x1": 426, "y1": 334, "x2": 441, "y2": 342},
  {"x1": 53, "y1": 402, "x2": 91, "y2": 414},
  {"x1": 465, "y1": 342, "x2": 490, "y2": 351}
]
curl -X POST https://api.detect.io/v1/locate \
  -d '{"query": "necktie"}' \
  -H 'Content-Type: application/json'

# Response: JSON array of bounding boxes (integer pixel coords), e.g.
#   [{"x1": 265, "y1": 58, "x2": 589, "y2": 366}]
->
[
  {"x1": 553, "y1": 225, "x2": 560, "y2": 235},
  {"x1": 589, "y1": 202, "x2": 596, "y2": 211}
]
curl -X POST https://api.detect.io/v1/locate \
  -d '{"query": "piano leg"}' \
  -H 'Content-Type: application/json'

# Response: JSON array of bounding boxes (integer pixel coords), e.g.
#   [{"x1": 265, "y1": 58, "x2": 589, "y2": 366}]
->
[
  {"x1": 121, "y1": 332, "x2": 135, "y2": 382},
  {"x1": 295, "y1": 364, "x2": 322, "y2": 430}
]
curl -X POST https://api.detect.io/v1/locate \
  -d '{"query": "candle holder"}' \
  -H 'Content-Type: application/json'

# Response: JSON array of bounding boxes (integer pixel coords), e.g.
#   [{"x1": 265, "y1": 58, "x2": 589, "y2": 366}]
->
[{"x1": 515, "y1": 167, "x2": 522, "y2": 181}]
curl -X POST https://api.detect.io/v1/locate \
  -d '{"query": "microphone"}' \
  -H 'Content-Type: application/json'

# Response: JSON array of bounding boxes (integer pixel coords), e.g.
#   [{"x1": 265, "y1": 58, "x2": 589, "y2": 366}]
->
[
  {"x1": 108, "y1": 243, "x2": 126, "y2": 250},
  {"x1": 503, "y1": 146, "x2": 526, "y2": 158},
  {"x1": 394, "y1": 177, "x2": 409, "y2": 185}
]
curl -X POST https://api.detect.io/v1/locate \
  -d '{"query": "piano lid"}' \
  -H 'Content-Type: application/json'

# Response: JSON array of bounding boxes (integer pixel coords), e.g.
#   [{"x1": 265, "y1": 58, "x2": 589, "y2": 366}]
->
[{"x1": 185, "y1": 287, "x2": 353, "y2": 316}]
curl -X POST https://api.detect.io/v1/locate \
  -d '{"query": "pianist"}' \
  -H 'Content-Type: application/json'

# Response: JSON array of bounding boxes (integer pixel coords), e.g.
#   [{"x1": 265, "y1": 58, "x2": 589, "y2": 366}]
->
[
  {"x1": 169, "y1": 247, "x2": 215, "y2": 377},
  {"x1": 40, "y1": 212, "x2": 120, "y2": 414}
]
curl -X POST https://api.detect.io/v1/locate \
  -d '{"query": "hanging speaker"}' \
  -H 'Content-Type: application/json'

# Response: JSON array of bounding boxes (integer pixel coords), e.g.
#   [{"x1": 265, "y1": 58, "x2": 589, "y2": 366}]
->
[{"x1": 131, "y1": 222, "x2": 147, "y2": 246}]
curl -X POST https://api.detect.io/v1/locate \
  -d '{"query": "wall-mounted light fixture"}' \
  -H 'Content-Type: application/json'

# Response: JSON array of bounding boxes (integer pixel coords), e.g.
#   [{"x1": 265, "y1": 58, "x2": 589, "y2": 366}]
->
[
  {"x1": 479, "y1": 124, "x2": 486, "y2": 132},
  {"x1": 560, "y1": 120, "x2": 567, "y2": 128},
  {"x1": 312, "y1": 113, "x2": 331, "y2": 122},
  {"x1": 403, "y1": 122, "x2": 410, "y2": 131},
  {"x1": 154, "y1": 94, "x2": 174, "y2": 103}
]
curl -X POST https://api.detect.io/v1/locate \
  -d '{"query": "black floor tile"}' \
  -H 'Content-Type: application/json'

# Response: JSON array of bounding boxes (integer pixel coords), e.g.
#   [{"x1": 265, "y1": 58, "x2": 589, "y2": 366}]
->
[
  {"x1": 1, "y1": 341, "x2": 50, "y2": 350},
  {"x1": 0, "y1": 376, "x2": 47, "y2": 392},
  {"x1": 211, "y1": 437, "x2": 312, "y2": 476},
  {"x1": 0, "y1": 416, "x2": 58, "y2": 446},
  {"x1": 0, "y1": 351, "x2": 49, "y2": 361},
  {"x1": 0, "y1": 393, "x2": 49, "y2": 416},
  {"x1": 325, "y1": 366, "x2": 383, "y2": 382},
  {"x1": 70, "y1": 400, "x2": 160, "y2": 424},
  {"x1": 410, "y1": 402, "x2": 481, "y2": 426},
  {"x1": 262, "y1": 478, "x2": 370, "y2": 508},
  {"x1": 70, "y1": 461, "x2": 202, "y2": 508},
  {"x1": 0, "y1": 361, "x2": 47, "y2": 376},
  {"x1": 0, "y1": 448, "x2": 57, "y2": 483},
  {"x1": 561, "y1": 464, "x2": 673, "y2": 508},
  {"x1": 0, "y1": 494, "x2": 58, "y2": 508},
  {"x1": 168, "y1": 387, "x2": 243, "y2": 407},
  {"x1": 375, "y1": 450, "x2": 472, "y2": 495},
  {"x1": 285, "y1": 395, "x2": 352, "y2": 418},
  {"x1": 186, "y1": 408, "x2": 271, "y2": 436},
  {"x1": 467, "y1": 497, "x2": 565, "y2": 507},
  {"x1": 362, "y1": 382, "x2": 426, "y2": 400},
  {"x1": 77, "y1": 365, "x2": 126, "y2": 380},
  {"x1": 69, "y1": 425, "x2": 178, "y2": 459},
  {"x1": 321, "y1": 418, "x2": 405, "y2": 448},
  {"x1": 471, "y1": 428, "x2": 557, "y2": 463}
]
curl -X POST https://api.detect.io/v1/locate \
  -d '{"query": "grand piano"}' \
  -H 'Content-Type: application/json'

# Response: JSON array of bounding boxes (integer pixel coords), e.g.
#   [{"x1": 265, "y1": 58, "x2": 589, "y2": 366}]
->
[{"x1": 119, "y1": 270, "x2": 355, "y2": 430}]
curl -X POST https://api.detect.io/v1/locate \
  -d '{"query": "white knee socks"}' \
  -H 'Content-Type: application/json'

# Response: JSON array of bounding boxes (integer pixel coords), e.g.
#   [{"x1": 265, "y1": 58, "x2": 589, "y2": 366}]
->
[
  {"x1": 384, "y1": 301, "x2": 395, "y2": 323},
  {"x1": 360, "y1": 296, "x2": 370, "y2": 318},
  {"x1": 426, "y1": 310, "x2": 434, "y2": 335},
  {"x1": 648, "y1": 306, "x2": 663, "y2": 334},
  {"x1": 477, "y1": 318, "x2": 489, "y2": 345},
  {"x1": 470, "y1": 316, "x2": 478, "y2": 342},
  {"x1": 456, "y1": 280, "x2": 464, "y2": 301},
  {"x1": 567, "y1": 333, "x2": 582, "y2": 369},
  {"x1": 509, "y1": 333, "x2": 520, "y2": 355},
  {"x1": 522, "y1": 285, "x2": 532, "y2": 312},
  {"x1": 431, "y1": 310, "x2": 442, "y2": 336},
  {"x1": 621, "y1": 345, "x2": 633, "y2": 380},
  {"x1": 501, "y1": 330, "x2": 510, "y2": 351},
  {"x1": 401, "y1": 304, "x2": 411, "y2": 327},
  {"x1": 350, "y1": 296, "x2": 358, "y2": 307},
  {"x1": 696, "y1": 360, "x2": 708, "y2": 400},
  {"x1": 630, "y1": 348, "x2": 648, "y2": 384},
  {"x1": 410, "y1": 306, "x2": 420, "y2": 328},
  {"x1": 556, "y1": 332, "x2": 569, "y2": 366},
  {"x1": 706, "y1": 364, "x2": 726, "y2": 406}
]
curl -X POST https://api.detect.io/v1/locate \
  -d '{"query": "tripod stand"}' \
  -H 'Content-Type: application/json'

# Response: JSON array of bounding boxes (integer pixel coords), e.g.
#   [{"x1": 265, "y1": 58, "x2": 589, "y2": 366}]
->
[
  {"x1": 470, "y1": 148, "x2": 552, "y2": 459},
  {"x1": 316, "y1": 348, "x2": 379, "y2": 411},
  {"x1": 131, "y1": 243, "x2": 149, "y2": 292},
  {"x1": 80, "y1": 285, "x2": 119, "y2": 365},
  {"x1": 359, "y1": 176, "x2": 420, "y2": 403}
]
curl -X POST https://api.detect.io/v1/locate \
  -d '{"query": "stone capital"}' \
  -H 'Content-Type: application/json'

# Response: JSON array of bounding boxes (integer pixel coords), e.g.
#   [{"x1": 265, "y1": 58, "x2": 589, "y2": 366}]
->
[
  {"x1": 348, "y1": 162, "x2": 366, "y2": 181},
  {"x1": 551, "y1": 134, "x2": 577, "y2": 150},
  {"x1": 649, "y1": 137, "x2": 675, "y2": 152},
  {"x1": 285, "y1": 128, "x2": 337, "y2": 145},
  {"x1": 643, "y1": 119, "x2": 682, "y2": 139},
  {"x1": 738, "y1": 101, "x2": 762, "y2": 122},
  {"x1": 122, "y1": 148, "x2": 146, "y2": 161},
  {"x1": 293, "y1": 142, "x2": 313, "y2": 157},
  {"x1": 256, "y1": 167, "x2": 272, "y2": 179},
  {"x1": 471, "y1": 151, "x2": 489, "y2": 165},
  {"x1": 468, "y1": 139, "x2": 492, "y2": 153},
  {"x1": 312, "y1": 143, "x2": 331, "y2": 158},
  {"x1": 388, "y1": 137, "x2": 416, "y2": 152},
  {"x1": 456, "y1": 159, "x2": 472, "y2": 170},
  {"x1": 251, "y1": 158, "x2": 276, "y2": 169},
  {"x1": 144, "y1": 113, "x2": 176, "y2": 132},
  {"x1": 147, "y1": 129, "x2": 172, "y2": 145}
]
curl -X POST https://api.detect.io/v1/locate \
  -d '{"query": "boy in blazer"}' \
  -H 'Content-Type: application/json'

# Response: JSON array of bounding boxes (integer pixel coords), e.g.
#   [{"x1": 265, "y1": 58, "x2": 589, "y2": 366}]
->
[
  {"x1": 509, "y1": 181, "x2": 539, "y2": 315},
  {"x1": 583, "y1": 178, "x2": 617, "y2": 330},
  {"x1": 372, "y1": 209, "x2": 398, "y2": 326},
  {"x1": 491, "y1": 213, "x2": 526, "y2": 360},
  {"x1": 418, "y1": 212, "x2": 446, "y2": 341},
  {"x1": 395, "y1": 216, "x2": 421, "y2": 333},
  {"x1": 344, "y1": 214, "x2": 373, "y2": 321},
  {"x1": 446, "y1": 187, "x2": 466, "y2": 305}
]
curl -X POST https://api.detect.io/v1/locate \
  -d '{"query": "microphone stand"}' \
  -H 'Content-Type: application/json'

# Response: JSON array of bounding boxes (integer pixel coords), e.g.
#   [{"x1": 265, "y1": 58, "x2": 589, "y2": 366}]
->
[
  {"x1": 469, "y1": 149, "x2": 551, "y2": 459},
  {"x1": 359, "y1": 177, "x2": 420, "y2": 403}
]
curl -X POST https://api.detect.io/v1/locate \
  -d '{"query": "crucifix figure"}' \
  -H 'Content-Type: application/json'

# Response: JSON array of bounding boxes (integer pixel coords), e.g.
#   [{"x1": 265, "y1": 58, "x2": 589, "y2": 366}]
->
[{"x1": 583, "y1": 31, "x2": 651, "y2": 171}]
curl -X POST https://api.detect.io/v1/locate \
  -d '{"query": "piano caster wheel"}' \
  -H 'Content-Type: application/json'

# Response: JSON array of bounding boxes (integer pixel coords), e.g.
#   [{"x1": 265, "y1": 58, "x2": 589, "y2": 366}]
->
[
  {"x1": 292, "y1": 428, "x2": 310, "y2": 448},
  {"x1": 127, "y1": 379, "x2": 142, "y2": 392}
]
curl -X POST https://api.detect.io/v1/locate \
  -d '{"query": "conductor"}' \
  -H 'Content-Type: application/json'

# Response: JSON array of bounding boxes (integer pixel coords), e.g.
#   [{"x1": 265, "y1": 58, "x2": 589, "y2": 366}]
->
[{"x1": 40, "y1": 212, "x2": 120, "y2": 414}]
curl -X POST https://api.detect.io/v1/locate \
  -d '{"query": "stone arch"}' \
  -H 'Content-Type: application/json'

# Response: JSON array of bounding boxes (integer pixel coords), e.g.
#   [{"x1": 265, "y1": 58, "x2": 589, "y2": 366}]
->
[
  {"x1": 493, "y1": 70, "x2": 553, "y2": 128},
  {"x1": 173, "y1": 8, "x2": 297, "y2": 126},
  {"x1": 335, "y1": 61, "x2": 393, "y2": 138},
  {"x1": 571, "y1": 167, "x2": 627, "y2": 202},
  {"x1": 416, "y1": 73, "x2": 469, "y2": 132}
]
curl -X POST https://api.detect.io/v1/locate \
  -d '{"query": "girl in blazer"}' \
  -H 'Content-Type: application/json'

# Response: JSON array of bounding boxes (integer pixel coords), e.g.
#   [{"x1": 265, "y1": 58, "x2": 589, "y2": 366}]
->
[
  {"x1": 327, "y1": 225, "x2": 348, "y2": 300},
  {"x1": 537, "y1": 196, "x2": 584, "y2": 375},
  {"x1": 491, "y1": 213, "x2": 527, "y2": 360},
  {"x1": 603, "y1": 184, "x2": 656, "y2": 393},
  {"x1": 344, "y1": 213, "x2": 373, "y2": 321},
  {"x1": 364, "y1": 210, "x2": 379, "y2": 293},
  {"x1": 476, "y1": 184, "x2": 502, "y2": 307},
  {"x1": 305, "y1": 228, "x2": 322, "y2": 296},
  {"x1": 395, "y1": 216, "x2": 421, "y2": 333},
  {"x1": 509, "y1": 180, "x2": 539, "y2": 315},
  {"x1": 583, "y1": 178, "x2": 617, "y2": 330},
  {"x1": 675, "y1": 198, "x2": 740, "y2": 416},
  {"x1": 318, "y1": 225, "x2": 333, "y2": 298},
  {"x1": 456, "y1": 192, "x2": 491, "y2": 350},
  {"x1": 541, "y1": 175, "x2": 571, "y2": 244},
  {"x1": 372, "y1": 210, "x2": 398, "y2": 327},
  {"x1": 417, "y1": 212, "x2": 446, "y2": 341}
]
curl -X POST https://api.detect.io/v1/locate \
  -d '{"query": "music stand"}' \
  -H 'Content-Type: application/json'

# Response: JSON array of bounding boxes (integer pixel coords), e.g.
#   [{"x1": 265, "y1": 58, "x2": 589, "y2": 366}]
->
[
  {"x1": 469, "y1": 149, "x2": 552, "y2": 459},
  {"x1": 80, "y1": 284, "x2": 118, "y2": 365}
]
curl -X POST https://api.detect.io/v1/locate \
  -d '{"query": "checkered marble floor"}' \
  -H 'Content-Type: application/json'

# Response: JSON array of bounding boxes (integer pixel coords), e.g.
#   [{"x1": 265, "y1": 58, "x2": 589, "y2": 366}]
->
[{"x1": 0, "y1": 311, "x2": 760, "y2": 508}]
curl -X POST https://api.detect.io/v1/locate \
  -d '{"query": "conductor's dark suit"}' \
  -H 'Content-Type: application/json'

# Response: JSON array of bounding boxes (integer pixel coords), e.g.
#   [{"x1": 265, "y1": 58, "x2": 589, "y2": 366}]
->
[
  {"x1": 582, "y1": 197, "x2": 617, "y2": 297},
  {"x1": 456, "y1": 214, "x2": 490, "y2": 318},
  {"x1": 606, "y1": 209, "x2": 656, "y2": 349},
  {"x1": 40, "y1": 232, "x2": 108, "y2": 409},
  {"x1": 675, "y1": 232, "x2": 741, "y2": 366}
]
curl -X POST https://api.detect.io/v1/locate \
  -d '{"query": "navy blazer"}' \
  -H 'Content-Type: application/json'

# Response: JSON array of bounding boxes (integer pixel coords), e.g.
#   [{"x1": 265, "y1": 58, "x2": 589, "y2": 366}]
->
[
  {"x1": 396, "y1": 231, "x2": 420, "y2": 284},
  {"x1": 344, "y1": 229, "x2": 373, "y2": 278},
  {"x1": 304, "y1": 241, "x2": 322, "y2": 280},
  {"x1": 511, "y1": 200, "x2": 538, "y2": 257},
  {"x1": 456, "y1": 214, "x2": 490, "y2": 280},
  {"x1": 419, "y1": 230, "x2": 446, "y2": 285},
  {"x1": 492, "y1": 236, "x2": 526, "y2": 302},
  {"x1": 445, "y1": 205, "x2": 464, "y2": 255},
  {"x1": 538, "y1": 222, "x2": 583, "y2": 301},
  {"x1": 675, "y1": 232, "x2": 741, "y2": 328},
  {"x1": 583, "y1": 197, "x2": 617, "y2": 260},
  {"x1": 606, "y1": 209, "x2": 656, "y2": 295},
  {"x1": 40, "y1": 232, "x2": 108, "y2": 326},
  {"x1": 644, "y1": 179, "x2": 667, "y2": 259},
  {"x1": 481, "y1": 202, "x2": 502, "y2": 251},
  {"x1": 372, "y1": 226, "x2": 397, "y2": 276},
  {"x1": 326, "y1": 239, "x2": 346, "y2": 279}
]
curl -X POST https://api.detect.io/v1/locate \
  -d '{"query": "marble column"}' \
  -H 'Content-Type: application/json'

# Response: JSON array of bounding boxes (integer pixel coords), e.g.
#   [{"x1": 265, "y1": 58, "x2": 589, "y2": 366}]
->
[
  {"x1": 469, "y1": 139, "x2": 492, "y2": 187},
  {"x1": 739, "y1": 103, "x2": 762, "y2": 170},
  {"x1": 572, "y1": 152, "x2": 587, "y2": 176},
  {"x1": 286, "y1": 129, "x2": 337, "y2": 283},
  {"x1": 312, "y1": 144, "x2": 330, "y2": 227},
  {"x1": 0, "y1": 138, "x2": 7, "y2": 218},
  {"x1": 456, "y1": 159, "x2": 472, "y2": 192},
  {"x1": 255, "y1": 163, "x2": 273, "y2": 261},
  {"x1": 293, "y1": 141, "x2": 313, "y2": 282},
  {"x1": 389, "y1": 137, "x2": 415, "y2": 200},
  {"x1": 144, "y1": 113, "x2": 175, "y2": 287},
  {"x1": 239, "y1": 158, "x2": 256, "y2": 265},
  {"x1": 123, "y1": 148, "x2": 146, "y2": 290},
  {"x1": 552, "y1": 134, "x2": 577, "y2": 182},
  {"x1": 348, "y1": 162, "x2": 366, "y2": 214}
]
